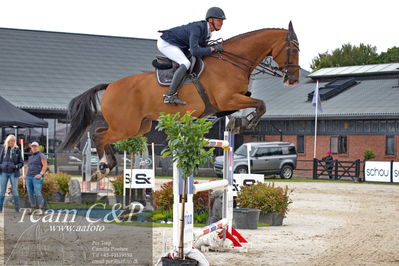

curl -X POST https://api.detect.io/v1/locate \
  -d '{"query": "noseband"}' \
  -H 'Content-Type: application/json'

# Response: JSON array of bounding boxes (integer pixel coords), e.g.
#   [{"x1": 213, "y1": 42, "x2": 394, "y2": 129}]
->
[{"x1": 210, "y1": 32, "x2": 300, "y2": 79}]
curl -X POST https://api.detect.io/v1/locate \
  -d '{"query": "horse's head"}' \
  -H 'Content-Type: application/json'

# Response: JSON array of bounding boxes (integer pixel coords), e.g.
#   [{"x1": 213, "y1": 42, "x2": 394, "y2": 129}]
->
[{"x1": 271, "y1": 21, "x2": 300, "y2": 86}]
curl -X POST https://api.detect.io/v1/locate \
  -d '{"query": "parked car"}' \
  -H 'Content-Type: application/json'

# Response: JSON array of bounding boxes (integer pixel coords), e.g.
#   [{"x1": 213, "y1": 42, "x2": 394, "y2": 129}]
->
[{"x1": 214, "y1": 142, "x2": 297, "y2": 179}]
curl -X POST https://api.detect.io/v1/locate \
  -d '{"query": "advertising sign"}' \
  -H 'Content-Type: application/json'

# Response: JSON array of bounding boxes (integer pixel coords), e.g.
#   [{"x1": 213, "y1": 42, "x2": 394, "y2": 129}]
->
[
  {"x1": 392, "y1": 162, "x2": 399, "y2": 183},
  {"x1": 364, "y1": 161, "x2": 391, "y2": 182},
  {"x1": 123, "y1": 169, "x2": 155, "y2": 189},
  {"x1": 232, "y1": 174, "x2": 264, "y2": 196}
]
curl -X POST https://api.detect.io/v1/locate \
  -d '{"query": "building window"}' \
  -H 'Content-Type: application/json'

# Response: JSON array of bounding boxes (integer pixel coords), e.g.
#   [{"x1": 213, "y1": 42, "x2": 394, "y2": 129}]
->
[
  {"x1": 330, "y1": 136, "x2": 347, "y2": 154},
  {"x1": 386, "y1": 136, "x2": 395, "y2": 156},
  {"x1": 297, "y1": 135, "x2": 304, "y2": 153}
]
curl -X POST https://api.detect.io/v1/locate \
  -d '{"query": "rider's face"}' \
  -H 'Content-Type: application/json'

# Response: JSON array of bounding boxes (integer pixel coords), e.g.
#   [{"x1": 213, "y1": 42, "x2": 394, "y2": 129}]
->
[{"x1": 210, "y1": 18, "x2": 224, "y2": 31}]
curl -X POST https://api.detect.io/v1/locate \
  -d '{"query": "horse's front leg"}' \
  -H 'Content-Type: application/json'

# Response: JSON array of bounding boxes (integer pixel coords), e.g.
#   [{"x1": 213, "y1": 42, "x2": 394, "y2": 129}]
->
[{"x1": 226, "y1": 94, "x2": 266, "y2": 129}]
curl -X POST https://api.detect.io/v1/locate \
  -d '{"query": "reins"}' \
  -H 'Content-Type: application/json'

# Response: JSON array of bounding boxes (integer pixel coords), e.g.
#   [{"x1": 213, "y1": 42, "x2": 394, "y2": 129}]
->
[
  {"x1": 211, "y1": 50, "x2": 283, "y2": 77},
  {"x1": 208, "y1": 34, "x2": 300, "y2": 78}
]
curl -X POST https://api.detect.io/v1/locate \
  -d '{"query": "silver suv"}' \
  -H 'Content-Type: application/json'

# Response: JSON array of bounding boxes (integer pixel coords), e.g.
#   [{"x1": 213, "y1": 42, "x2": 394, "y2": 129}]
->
[{"x1": 214, "y1": 142, "x2": 297, "y2": 179}]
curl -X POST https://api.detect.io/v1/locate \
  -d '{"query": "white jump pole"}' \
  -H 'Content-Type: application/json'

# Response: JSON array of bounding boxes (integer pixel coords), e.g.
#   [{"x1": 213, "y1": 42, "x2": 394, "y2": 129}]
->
[{"x1": 193, "y1": 180, "x2": 228, "y2": 193}]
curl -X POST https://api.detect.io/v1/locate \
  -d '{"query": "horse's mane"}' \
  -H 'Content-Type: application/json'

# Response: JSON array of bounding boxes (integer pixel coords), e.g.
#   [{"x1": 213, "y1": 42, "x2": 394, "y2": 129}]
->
[{"x1": 224, "y1": 28, "x2": 287, "y2": 44}]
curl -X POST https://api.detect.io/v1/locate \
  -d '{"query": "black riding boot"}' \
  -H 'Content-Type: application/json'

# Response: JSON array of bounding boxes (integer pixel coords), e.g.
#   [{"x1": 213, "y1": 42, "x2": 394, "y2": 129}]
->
[{"x1": 163, "y1": 64, "x2": 187, "y2": 105}]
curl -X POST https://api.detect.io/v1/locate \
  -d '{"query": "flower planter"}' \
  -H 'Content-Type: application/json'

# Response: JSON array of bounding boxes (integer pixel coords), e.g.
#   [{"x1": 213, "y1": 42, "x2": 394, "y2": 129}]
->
[
  {"x1": 81, "y1": 192, "x2": 98, "y2": 204},
  {"x1": 161, "y1": 257, "x2": 198, "y2": 266},
  {"x1": 115, "y1": 195, "x2": 123, "y2": 204},
  {"x1": 259, "y1": 212, "x2": 274, "y2": 225},
  {"x1": 259, "y1": 211, "x2": 285, "y2": 226},
  {"x1": 273, "y1": 212, "x2": 284, "y2": 226},
  {"x1": 18, "y1": 197, "x2": 30, "y2": 208},
  {"x1": 232, "y1": 208, "x2": 260, "y2": 229},
  {"x1": 51, "y1": 192, "x2": 66, "y2": 202}
]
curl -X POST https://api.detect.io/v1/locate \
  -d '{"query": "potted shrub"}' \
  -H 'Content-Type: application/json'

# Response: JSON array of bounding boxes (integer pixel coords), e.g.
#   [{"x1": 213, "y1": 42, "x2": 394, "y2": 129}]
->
[
  {"x1": 111, "y1": 175, "x2": 124, "y2": 203},
  {"x1": 48, "y1": 172, "x2": 71, "y2": 202},
  {"x1": 235, "y1": 182, "x2": 293, "y2": 226}
]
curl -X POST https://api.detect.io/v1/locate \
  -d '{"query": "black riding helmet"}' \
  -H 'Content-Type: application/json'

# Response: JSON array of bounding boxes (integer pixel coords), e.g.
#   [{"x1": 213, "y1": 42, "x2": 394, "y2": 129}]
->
[{"x1": 206, "y1": 7, "x2": 226, "y2": 20}]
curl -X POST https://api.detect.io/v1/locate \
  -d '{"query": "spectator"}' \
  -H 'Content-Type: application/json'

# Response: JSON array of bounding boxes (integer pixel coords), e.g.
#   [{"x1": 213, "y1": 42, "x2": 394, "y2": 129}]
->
[
  {"x1": 0, "y1": 135, "x2": 24, "y2": 212},
  {"x1": 323, "y1": 151, "x2": 334, "y2": 179},
  {"x1": 23, "y1": 142, "x2": 47, "y2": 214}
]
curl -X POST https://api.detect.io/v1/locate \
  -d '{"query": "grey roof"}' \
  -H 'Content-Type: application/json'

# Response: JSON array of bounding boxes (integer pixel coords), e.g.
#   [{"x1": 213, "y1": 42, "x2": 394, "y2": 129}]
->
[
  {"x1": 248, "y1": 67, "x2": 399, "y2": 119},
  {"x1": 0, "y1": 28, "x2": 157, "y2": 113},
  {"x1": 308, "y1": 63, "x2": 399, "y2": 78}
]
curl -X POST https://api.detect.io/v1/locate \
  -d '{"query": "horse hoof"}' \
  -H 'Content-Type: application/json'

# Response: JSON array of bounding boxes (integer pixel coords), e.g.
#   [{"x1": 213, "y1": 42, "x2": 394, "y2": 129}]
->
[{"x1": 90, "y1": 171, "x2": 100, "y2": 182}]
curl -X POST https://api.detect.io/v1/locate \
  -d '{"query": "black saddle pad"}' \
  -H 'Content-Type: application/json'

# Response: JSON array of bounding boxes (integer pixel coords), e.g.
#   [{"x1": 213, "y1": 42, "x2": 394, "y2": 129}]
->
[{"x1": 152, "y1": 56, "x2": 205, "y2": 86}]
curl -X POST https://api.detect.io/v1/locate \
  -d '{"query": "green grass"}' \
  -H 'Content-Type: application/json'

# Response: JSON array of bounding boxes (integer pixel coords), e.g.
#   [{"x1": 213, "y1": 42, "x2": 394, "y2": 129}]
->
[
  {"x1": 258, "y1": 222, "x2": 270, "y2": 227},
  {"x1": 106, "y1": 221, "x2": 207, "y2": 227},
  {"x1": 46, "y1": 202, "x2": 114, "y2": 209}
]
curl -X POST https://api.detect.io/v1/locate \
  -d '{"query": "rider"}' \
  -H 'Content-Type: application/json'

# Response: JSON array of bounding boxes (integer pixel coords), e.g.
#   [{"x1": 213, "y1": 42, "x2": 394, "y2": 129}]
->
[{"x1": 157, "y1": 7, "x2": 226, "y2": 105}]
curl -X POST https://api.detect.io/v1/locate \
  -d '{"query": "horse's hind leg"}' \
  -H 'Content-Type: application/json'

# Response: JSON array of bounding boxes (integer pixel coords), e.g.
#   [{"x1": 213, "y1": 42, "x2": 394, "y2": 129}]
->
[
  {"x1": 91, "y1": 118, "x2": 152, "y2": 181},
  {"x1": 91, "y1": 127, "x2": 120, "y2": 181},
  {"x1": 91, "y1": 127, "x2": 110, "y2": 181}
]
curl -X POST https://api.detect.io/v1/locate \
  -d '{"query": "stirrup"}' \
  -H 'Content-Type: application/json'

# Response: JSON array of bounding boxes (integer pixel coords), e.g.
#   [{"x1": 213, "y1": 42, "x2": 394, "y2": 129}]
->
[{"x1": 163, "y1": 95, "x2": 186, "y2": 105}]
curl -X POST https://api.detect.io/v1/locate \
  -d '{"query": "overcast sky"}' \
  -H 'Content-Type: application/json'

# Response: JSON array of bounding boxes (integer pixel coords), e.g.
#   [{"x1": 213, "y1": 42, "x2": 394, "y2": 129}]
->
[{"x1": 1, "y1": 0, "x2": 398, "y2": 71}]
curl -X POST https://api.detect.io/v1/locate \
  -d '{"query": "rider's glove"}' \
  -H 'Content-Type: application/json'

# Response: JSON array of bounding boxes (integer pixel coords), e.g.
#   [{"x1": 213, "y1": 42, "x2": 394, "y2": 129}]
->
[{"x1": 213, "y1": 43, "x2": 224, "y2": 53}]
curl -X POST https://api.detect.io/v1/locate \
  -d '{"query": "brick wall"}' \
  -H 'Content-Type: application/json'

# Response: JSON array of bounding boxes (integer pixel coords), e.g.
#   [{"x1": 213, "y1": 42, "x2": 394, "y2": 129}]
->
[{"x1": 241, "y1": 134, "x2": 398, "y2": 177}]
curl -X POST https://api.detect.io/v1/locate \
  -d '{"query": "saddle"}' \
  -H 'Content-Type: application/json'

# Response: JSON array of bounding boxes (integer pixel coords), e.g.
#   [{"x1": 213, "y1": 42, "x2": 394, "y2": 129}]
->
[{"x1": 152, "y1": 56, "x2": 205, "y2": 86}]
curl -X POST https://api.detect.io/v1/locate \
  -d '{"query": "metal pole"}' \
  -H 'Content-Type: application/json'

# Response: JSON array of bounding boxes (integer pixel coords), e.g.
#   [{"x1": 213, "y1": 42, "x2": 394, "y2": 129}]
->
[
  {"x1": 247, "y1": 143, "x2": 251, "y2": 174},
  {"x1": 152, "y1": 143, "x2": 155, "y2": 178},
  {"x1": 313, "y1": 80, "x2": 319, "y2": 159},
  {"x1": 85, "y1": 132, "x2": 91, "y2": 182},
  {"x1": 123, "y1": 151, "x2": 126, "y2": 209},
  {"x1": 53, "y1": 119, "x2": 58, "y2": 173},
  {"x1": 46, "y1": 128, "x2": 49, "y2": 155}
]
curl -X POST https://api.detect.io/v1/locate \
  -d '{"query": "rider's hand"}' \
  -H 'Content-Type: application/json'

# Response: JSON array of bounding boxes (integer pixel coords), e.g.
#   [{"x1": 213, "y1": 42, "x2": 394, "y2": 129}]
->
[
  {"x1": 35, "y1": 174, "x2": 42, "y2": 179},
  {"x1": 213, "y1": 43, "x2": 224, "y2": 53}
]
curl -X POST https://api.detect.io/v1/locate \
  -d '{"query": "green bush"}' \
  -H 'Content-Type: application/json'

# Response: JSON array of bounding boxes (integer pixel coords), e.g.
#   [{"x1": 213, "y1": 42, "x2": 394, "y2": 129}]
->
[
  {"x1": 146, "y1": 209, "x2": 173, "y2": 222},
  {"x1": 153, "y1": 181, "x2": 210, "y2": 213},
  {"x1": 111, "y1": 175, "x2": 124, "y2": 196},
  {"x1": 236, "y1": 182, "x2": 293, "y2": 216},
  {"x1": 194, "y1": 211, "x2": 209, "y2": 224},
  {"x1": 18, "y1": 179, "x2": 28, "y2": 197},
  {"x1": 42, "y1": 174, "x2": 59, "y2": 197},
  {"x1": 363, "y1": 148, "x2": 376, "y2": 161},
  {"x1": 48, "y1": 172, "x2": 71, "y2": 195}
]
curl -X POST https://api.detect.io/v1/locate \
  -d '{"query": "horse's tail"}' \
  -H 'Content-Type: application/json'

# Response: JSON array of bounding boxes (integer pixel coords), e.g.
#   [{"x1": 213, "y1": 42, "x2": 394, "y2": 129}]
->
[{"x1": 60, "y1": 83, "x2": 108, "y2": 150}]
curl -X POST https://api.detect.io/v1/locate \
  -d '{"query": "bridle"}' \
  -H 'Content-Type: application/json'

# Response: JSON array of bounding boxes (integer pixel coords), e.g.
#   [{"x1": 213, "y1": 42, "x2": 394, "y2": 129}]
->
[
  {"x1": 272, "y1": 34, "x2": 300, "y2": 81},
  {"x1": 209, "y1": 32, "x2": 300, "y2": 79}
]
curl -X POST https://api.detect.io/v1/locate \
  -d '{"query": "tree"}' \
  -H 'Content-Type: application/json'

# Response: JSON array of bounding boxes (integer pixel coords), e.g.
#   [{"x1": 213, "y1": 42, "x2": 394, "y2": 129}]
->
[
  {"x1": 114, "y1": 136, "x2": 148, "y2": 204},
  {"x1": 156, "y1": 110, "x2": 214, "y2": 259},
  {"x1": 378, "y1": 47, "x2": 399, "y2": 63},
  {"x1": 311, "y1": 43, "x2": 379, "y2": 71}
]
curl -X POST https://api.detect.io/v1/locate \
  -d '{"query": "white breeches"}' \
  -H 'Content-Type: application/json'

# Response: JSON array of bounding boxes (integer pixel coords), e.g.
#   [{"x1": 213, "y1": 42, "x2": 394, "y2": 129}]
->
[{"x1": 157, "y1": 37, "x2": 191, "y2": 69}]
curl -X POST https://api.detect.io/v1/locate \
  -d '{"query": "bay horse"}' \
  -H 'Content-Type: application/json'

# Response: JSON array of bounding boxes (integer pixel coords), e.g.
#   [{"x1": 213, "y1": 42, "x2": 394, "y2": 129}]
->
[{"x1": 61, "y1": 21, "x2": 300, "y2": 180}]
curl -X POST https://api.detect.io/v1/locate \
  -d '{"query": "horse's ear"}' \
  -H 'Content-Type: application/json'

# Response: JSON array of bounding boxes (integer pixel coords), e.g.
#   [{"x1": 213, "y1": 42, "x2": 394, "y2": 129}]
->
[
  {"x1": 288, "y1": 21, "x2": 294, "y2": 32},
  {"x1": 288, "y1": 21, "x2": 298, "y2": 42}
]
